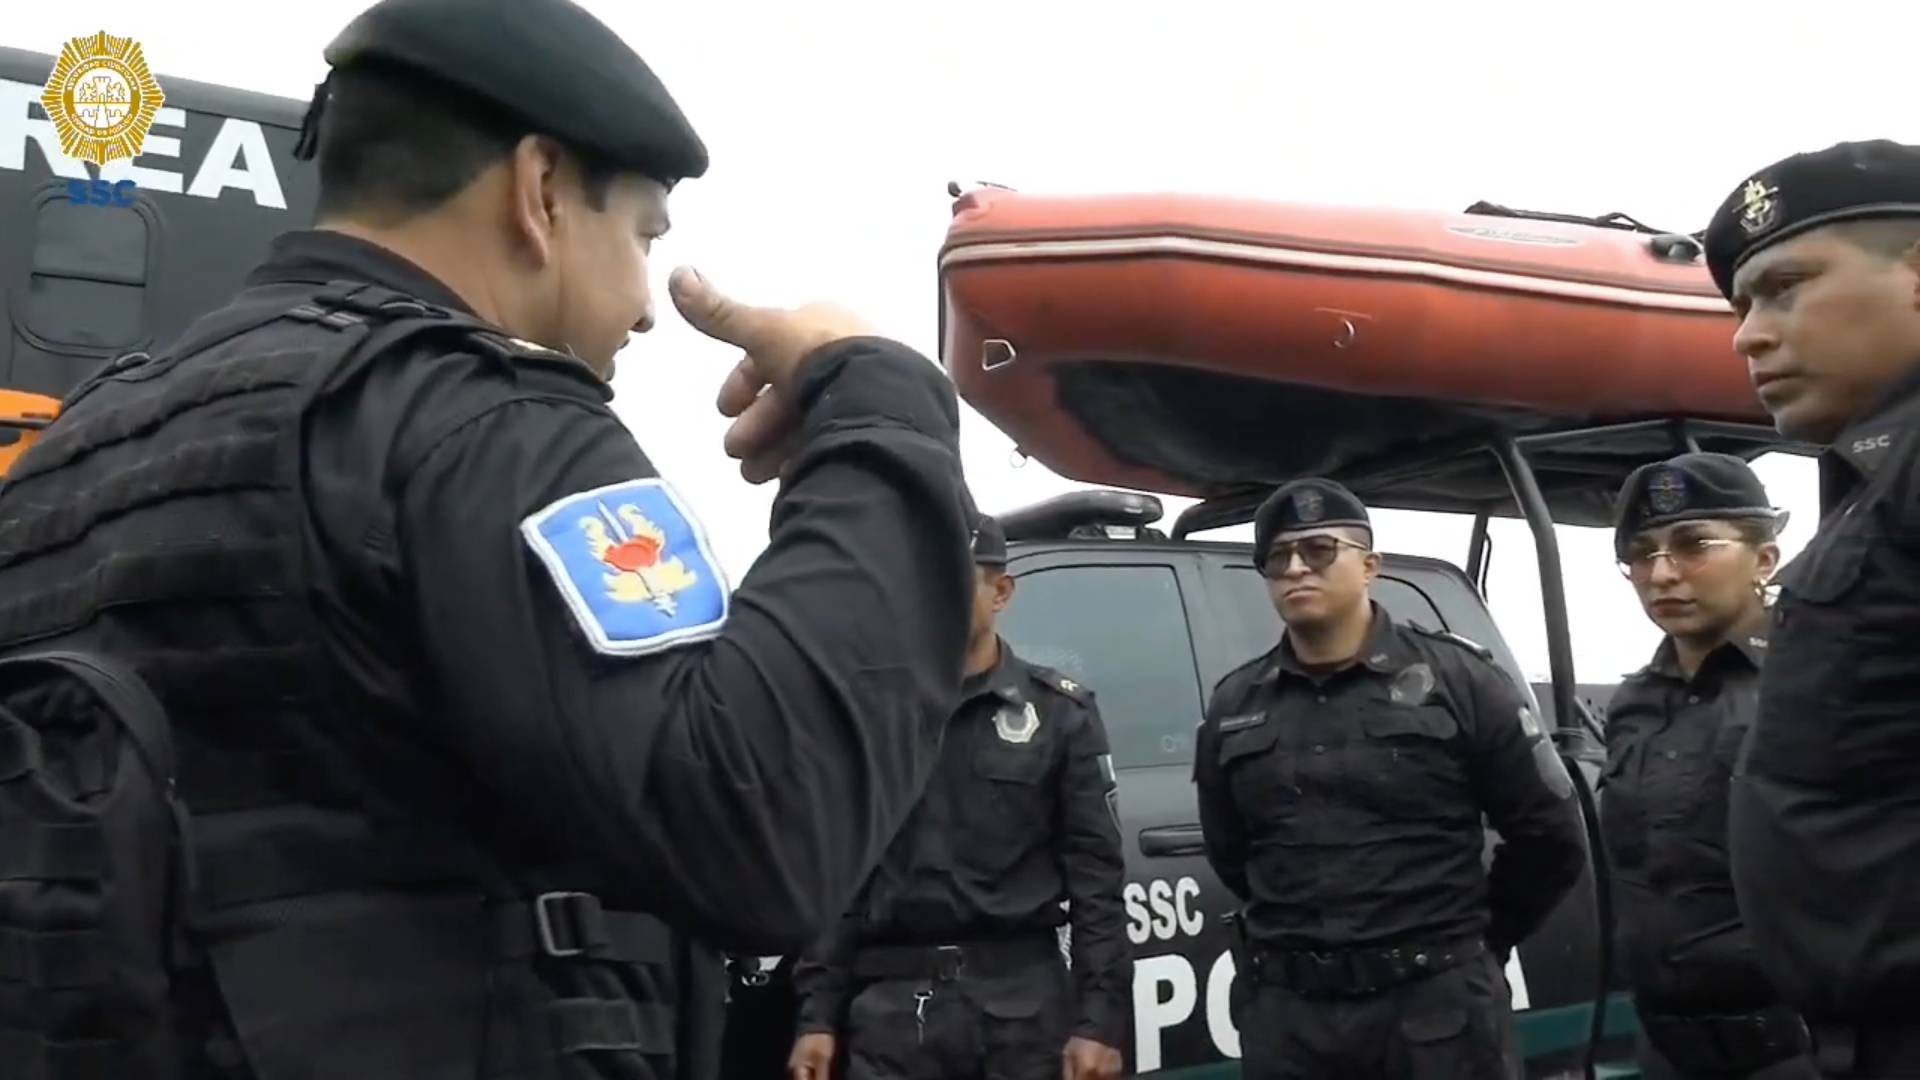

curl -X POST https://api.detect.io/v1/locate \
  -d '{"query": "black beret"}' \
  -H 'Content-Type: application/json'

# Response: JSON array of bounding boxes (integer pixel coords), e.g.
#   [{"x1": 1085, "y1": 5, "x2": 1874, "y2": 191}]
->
[
  {"x1": 971, "y1": 514, "x2": 1008, "y2": 568},
  {"x1": 1613, "y1": 452, "x2": 1784, "y2": 557},
  {"x1": 1252, "y1": 478, "x2": 1371, "y2": 569},
  {"x1": 1704, "y1": 139, "x2": 1920, "y2": 299},
  {"x1": 310, "y1": 0, "x2": 708, "y2": 182}
]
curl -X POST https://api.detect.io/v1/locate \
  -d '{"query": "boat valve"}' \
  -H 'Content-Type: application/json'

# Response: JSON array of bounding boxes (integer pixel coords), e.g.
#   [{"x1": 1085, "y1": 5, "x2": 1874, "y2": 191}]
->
[
  {"x1": 1648, "y1": 233, "x2": 1704, "y2": 264},
  {"x1": 1315, "y1": 308, "x2": 1370, "y2": 351}
]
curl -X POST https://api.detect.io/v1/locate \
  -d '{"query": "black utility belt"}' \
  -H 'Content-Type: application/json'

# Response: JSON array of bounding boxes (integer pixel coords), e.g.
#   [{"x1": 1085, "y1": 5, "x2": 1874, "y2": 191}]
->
[
  {"x1": 851, "y1": 934, "x2": 1060, "y2": 983},
  {"x1": 1246, "y1": 936, "x2": 1483, "y2": 998},
  {"x1": 1639, "y1": 1005, "x2": 1809, "y2": 1075}
]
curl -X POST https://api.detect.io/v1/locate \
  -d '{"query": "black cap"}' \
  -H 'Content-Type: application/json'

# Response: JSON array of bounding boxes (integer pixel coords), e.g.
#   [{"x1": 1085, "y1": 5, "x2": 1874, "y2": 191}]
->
[
  {"x1": 1704, "y1": 139, "x2": 1920, "y2": 299},
  {"x1": 299, "y1": 0, "x2": 708, "y2": 183},
  {"x1": 971, "y1": 515, "x2": 1008, "y2": 568},
  {"x1": 1612, "y1": 452, "x2": 1784, "y2": 557},
  {"x1": 1252, "y1": 478, "x2": 1372, "y2": 569}
]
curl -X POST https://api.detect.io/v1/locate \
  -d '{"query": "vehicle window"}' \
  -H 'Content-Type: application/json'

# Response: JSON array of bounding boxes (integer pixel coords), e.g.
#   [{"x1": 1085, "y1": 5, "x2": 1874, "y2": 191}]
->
[
  {"x1": 25, "y1": 199, "x2": 149, "y2": 350},
  {"x1": 999, "y1": 563, "x2": 1205, "y2": 769},
  {"x1": 1212, "y1": 565, "x2": 1445, "y2": 667}
]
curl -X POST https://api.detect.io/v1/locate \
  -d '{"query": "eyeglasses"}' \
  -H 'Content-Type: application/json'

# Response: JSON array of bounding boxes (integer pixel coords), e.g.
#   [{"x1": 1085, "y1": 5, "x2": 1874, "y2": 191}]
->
[
  {"x1": 1617, "y1": 536, "x2": 1742, "y2": 580},
  {"x1": 1262, "y1": 536, "x2": 1370, "y2": 577}
]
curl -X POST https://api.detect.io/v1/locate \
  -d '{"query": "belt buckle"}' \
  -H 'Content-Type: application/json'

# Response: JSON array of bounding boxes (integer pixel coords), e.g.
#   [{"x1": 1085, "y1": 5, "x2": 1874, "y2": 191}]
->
[
  {"x1": 535, "y1": 891, "x2": 593, "y2": 958},
  {"x1": 1306, "y1": 950, "x2": 1346, "y2": 994},
  {"x1": 934, "y1": 945, "x2": 966, "y2": 980}
]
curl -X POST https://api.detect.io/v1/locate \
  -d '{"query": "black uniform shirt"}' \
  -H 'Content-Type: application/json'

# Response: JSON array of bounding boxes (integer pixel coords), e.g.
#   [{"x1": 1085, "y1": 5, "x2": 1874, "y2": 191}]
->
[
  {"x1": 243, "y1": 229, "x2": 975, "y2": 954},
  {"x1": 1732, "y1": 365, "x2": 1920, "y2": 1021},
  {"x1": 1602, "y1": 631, "x2": 1775, "y2": 1013},
  {"x1": 791, "y1": 642, "x2": 1131, "y2": 1046},
  {"x1": 1193, "y1": 606, "x2": 1586, "y2": 954}
]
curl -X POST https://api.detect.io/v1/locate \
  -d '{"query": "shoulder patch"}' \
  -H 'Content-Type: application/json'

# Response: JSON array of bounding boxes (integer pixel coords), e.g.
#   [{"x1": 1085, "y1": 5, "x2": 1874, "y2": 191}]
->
[
  {"x1": 1030, "y1": 665, "x2": 1092, "y2": 704},
  {"x1": 520, "y1": 477, "x2": 730, "y2": 657},
  {"x1": 1412, "y1": 624, "x2": 1494, "y2": 661}
]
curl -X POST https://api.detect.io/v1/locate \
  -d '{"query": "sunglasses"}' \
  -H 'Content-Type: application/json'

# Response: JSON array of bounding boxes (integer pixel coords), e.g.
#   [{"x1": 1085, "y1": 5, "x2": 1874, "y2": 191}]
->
[
  {"x1": 1617, "y1": 535, "x2": 1743, "y2": 580},
  {"x1": 1262, "y1": 535, "x2": 1370, "y2": 576}
]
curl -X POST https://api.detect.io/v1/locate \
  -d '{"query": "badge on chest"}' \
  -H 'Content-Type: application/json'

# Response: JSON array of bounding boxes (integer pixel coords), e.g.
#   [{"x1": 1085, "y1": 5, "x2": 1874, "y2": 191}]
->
[
  {"x1": 995, "y1": 700, "x2": 1041, "y2": 744},
  {"x1": 1388, "y1": 662, "x2": 1437, "y2": 705}
]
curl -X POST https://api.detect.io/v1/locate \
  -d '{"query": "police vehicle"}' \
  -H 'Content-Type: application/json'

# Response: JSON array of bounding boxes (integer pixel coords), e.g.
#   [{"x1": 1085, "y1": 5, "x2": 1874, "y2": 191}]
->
[{"x1": 0, "y1": 45, "x2": 311, "y2": 404}]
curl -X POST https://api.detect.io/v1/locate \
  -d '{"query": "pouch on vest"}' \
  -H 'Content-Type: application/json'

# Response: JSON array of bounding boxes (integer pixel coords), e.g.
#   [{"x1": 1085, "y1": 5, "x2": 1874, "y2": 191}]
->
[{"x1": 0, "y1": 650, "x2": 192, "y2": 1080}]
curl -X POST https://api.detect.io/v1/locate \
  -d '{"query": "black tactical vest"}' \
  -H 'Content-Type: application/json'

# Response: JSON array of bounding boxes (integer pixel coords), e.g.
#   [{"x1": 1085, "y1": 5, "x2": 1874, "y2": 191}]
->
[{"x1": 0, "y1": 282, "x2": 689, "y2": 1080}]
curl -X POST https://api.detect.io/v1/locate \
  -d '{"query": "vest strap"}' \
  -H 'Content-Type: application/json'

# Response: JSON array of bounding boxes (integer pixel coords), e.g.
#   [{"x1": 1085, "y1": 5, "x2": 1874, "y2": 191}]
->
[
  {"x1": 492, "y1": 892, "x2": 670, "y2": 964},
  {"x1": 0, "y1": 822, "x2": 106, "y2": 881},
  {"x1": 0, "y1": 925, "x2": 111, "y2": 988},
  {"x1": 0, "y1": 1031, "x2": 129, "y2": 1080},
  {"x1": 545, "y1": 998, "x2": 672, "y2": 1054}
]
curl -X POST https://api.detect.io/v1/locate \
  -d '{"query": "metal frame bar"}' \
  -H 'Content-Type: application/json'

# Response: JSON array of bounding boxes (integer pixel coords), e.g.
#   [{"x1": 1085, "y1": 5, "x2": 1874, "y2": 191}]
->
[
  {"x1": 1165, "y1": 415, "x2": 1814, "y2": 732},
  {"x1": 1466, "y1": 512, "x2": 1491, "y2": 596},
  {"x1": 1488, "y1": 434, "x2": 1580, "y2": 736}
]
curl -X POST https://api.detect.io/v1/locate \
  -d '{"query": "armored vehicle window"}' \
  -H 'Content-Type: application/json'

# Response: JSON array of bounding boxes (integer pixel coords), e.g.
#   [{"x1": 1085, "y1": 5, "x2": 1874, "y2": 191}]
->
[
  {"x1": 998, "y1": 563, "x2": 1205, "y2": 770},
  {"x1": 25, "y1": 199, "x2": 150, "y2": 350},
  {"x1": 1211, "y1": 565, "x2": 1445, "y2": 669}
]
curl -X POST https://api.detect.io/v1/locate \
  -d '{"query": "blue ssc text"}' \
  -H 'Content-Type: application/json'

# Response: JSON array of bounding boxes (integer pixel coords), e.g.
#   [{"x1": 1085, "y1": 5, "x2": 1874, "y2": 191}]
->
[{"x1": 67, "y1": 178, "x2": 139, "y2": 207}]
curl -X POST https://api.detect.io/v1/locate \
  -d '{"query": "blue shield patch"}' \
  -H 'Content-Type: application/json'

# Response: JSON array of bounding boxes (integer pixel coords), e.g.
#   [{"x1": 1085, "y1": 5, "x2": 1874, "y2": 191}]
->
[{"x1": 519, "y1": 477, "x2": 730, "y2": 656}]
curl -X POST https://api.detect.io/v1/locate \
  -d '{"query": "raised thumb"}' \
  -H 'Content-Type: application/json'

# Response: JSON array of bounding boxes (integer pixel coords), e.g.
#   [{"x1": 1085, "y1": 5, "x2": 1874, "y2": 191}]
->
[{"x1": 670, "y1": 265, "x2": 759, "y2": 348}]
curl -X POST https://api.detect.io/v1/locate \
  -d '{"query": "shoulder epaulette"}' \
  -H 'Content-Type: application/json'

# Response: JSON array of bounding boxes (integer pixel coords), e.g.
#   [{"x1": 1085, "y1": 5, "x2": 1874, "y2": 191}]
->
[
  {"x1": 1027, "y1": 664, "x2": 1093, "y2": 705},
  {"x1": 1231, "y1": 646, "x2": 1284, "y2": 680},
  {"x1": 464, "y1": 331, "x2": 612, "y2": 399},
  {"x1": 467, "y1": 330, "x2": 573, "y2": 365},
  {"x1": 1409, "y1": 623, "x2": 1494, "y2": 662},
  {"x1": 1206, "y1": 648, "x2": 1282, "y2": 705}
]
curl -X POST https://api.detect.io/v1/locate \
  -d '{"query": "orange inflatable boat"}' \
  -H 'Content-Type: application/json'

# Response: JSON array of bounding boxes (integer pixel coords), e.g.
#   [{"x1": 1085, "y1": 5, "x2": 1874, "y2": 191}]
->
[
  {"x1": 938, "y1": 187, "x2": 1766, "y2": 511},
  {"x1": 0, "y1": 390, "x2": 60, "y2": 481}
]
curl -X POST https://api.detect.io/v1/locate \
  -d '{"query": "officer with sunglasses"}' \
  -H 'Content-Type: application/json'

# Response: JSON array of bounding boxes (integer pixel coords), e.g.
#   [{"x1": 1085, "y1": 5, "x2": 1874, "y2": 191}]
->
[
  {"x1": 1192, "y1": 478, "x2": 1586, "y2": 1079},
  {"x1": 1602, "y1": 453, "x2": 1816, "y2": 1079}
]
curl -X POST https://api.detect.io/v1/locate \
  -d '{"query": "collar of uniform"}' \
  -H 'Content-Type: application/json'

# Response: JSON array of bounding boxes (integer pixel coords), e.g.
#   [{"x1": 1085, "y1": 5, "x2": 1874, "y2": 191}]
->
[
  {"x1": 1645, "y1": 626, "x2": 1767, "y2": 682},
  {"x1": 1275, "y1": 602, "x2": 1404, "y2": 680},
  {"x1": 1731, "y1": 633, "x2": 1768, "y2": 668},
  {"x1": 1826, "y1": 361, "x2": 1920, "y2": 483},
  {"x1": 245, "y1": 229, "x2": 478, "y2": 316},
  {"x1": 962, "y1": 637, "x2": 1026, "y2": 704}
]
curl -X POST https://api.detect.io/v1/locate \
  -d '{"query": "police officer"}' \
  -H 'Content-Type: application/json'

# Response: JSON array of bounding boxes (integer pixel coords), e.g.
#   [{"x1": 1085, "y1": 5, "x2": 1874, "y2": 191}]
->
[
  {"x1": 785, "y1": 516, "x2": 1131, "y2": 1080},
  {"x1": 1602, "y1": 454, "x2": 1815, "y2": 1079},
  {"x1": 1707, "y1": 140, "x2": 1920, "y2": 1078},
  {"x1": 0, "y1": 1, "x2": 978, "y2": 1077},
  {"x1": 1192, "y1": 478, "x2": 1587, "y2": 1079}
]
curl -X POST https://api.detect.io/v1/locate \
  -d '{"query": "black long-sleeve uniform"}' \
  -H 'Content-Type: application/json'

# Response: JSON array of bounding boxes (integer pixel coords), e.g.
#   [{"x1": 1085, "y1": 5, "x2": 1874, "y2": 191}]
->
[
  {"x1": 1192, "y1": 605, "x2": 1586, "y2": 954},
  {"x1": 1732, "y1": 366, "x2": 1920, "y2": 1063},
  {"x1": 791, "y1": 643, "x2": 1131, "y2": 1053},
  {"x1": 1602, "y1": 631, "x2": 1814, "y2": 1077},
  {"x1": 1604, "y1": 633, "x2": 1777, "y2": 1012},
  {"x1": 0, "y1": 229, "x2": 977, "y2": 1079}
]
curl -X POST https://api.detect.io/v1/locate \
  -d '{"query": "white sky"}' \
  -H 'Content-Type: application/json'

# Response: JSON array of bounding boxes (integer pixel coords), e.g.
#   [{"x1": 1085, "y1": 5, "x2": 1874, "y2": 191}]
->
[{"x1": 14, "y1": 0, "x2": 1917, "y2": 682}]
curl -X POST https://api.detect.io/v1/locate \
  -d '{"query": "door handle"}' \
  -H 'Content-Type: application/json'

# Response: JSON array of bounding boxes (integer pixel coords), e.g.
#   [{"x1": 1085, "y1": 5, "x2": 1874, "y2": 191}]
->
[{"x1": 1138, "y1": 824, "x2": 1205, "y2": 858}]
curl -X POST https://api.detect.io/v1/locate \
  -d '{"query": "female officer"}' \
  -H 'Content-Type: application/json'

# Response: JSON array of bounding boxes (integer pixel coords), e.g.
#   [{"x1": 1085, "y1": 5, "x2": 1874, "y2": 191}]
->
[{"x1": 1602, "y1": 452, "x2": 1816, "y2": 1079}]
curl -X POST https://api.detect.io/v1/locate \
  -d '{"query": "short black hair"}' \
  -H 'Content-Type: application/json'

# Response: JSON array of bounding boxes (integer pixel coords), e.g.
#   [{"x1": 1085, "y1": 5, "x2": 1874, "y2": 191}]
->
[
  {"x1": 313, "y1": 61, "x2": 621, "y2": 225},
  {"x1": 1832, "y1": 217, "x2": 1920, "y2": 262}
]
